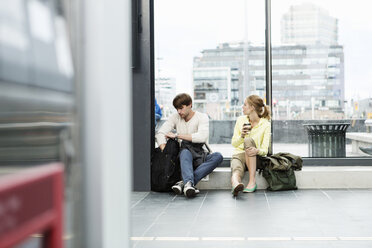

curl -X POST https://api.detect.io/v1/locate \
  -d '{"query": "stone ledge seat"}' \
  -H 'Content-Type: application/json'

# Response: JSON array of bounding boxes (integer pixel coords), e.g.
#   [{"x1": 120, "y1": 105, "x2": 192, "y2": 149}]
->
[{"x1": 196, "y1": 166, "x2": 372, "y2": 190}]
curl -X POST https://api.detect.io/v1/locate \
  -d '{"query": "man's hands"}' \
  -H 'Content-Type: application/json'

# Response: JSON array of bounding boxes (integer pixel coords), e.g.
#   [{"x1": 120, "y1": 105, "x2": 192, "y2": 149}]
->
[
  {"x1": 159, "y1": 143, "x2": 166, "y2": 151},
  {"x1": 159, "y1": 132, "x2": 192, "y2": 151},
  {"x1": 165, "y1": 132, "x2": 177, "y2": 139},
  {"x1": 245, "y1": 147, "x2": 259, "y2": 157},
  {"x1": 159, "y1": 132, "x2": 177, "y2": 151}
]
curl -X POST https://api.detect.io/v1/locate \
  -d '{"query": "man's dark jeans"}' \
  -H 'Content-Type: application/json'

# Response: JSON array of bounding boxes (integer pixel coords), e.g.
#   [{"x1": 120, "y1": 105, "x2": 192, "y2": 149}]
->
[{"x1": 179, "y1": 149, "x2": 223, "y2": 186}]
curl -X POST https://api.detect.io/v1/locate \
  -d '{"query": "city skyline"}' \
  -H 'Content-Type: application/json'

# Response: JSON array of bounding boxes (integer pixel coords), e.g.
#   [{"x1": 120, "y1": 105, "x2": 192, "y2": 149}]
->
[
  {"x1": 155, "y1": 0, "x2": 372, "y2": 101},
  {"x1": 193, "y1": 42, "x2": 345, "y2": 120}
]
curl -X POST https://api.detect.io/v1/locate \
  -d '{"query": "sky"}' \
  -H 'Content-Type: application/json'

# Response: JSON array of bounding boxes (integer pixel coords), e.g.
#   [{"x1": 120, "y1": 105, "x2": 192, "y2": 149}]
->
[{"x1": 154, "y1": 0, "x2": 372, "y2": 101}]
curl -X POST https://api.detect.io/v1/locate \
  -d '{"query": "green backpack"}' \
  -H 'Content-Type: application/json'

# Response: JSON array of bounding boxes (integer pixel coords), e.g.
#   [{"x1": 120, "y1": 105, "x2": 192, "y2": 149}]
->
[{"x1": 258, "y1": 152, "x2": 303, "y2": 191}]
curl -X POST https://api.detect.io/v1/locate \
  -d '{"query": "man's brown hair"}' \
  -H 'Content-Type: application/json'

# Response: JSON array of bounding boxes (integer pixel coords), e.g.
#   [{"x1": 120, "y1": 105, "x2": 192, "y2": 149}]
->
[{"x1": 173, "y1": 93, "x2": 192, "y2": 109}]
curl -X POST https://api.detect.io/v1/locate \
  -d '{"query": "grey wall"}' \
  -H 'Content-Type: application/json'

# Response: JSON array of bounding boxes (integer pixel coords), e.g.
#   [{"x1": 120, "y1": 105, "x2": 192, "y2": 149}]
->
[
  {"x1": 132, "y1": 0, "x2": 153, "y2": 191},
  {"x1": 209, "y1": 119, "x2": 367, "y2": 144}
]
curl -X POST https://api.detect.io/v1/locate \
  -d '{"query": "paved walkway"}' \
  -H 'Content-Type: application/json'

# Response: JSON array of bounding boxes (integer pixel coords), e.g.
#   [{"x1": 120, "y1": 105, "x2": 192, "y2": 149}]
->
[{"x1": 131, "y1": 189, "x2": 372, "y2": 248}]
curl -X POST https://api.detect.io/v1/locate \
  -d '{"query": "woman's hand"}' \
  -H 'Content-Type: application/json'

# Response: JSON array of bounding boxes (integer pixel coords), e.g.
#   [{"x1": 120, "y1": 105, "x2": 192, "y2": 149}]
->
[
  {"x1": 245, "y1": 147, "x2": 259, "y2": 157},
  {"x1": 241, "y1": 123, "x2": 252, "y2": 138},
  {"x1": 241, "y1": 126, "x2": 248, "y2": 138}
]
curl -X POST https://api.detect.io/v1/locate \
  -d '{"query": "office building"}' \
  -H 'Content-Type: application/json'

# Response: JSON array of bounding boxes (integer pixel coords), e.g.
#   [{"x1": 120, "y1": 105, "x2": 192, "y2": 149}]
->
[
  {"x1": 193, "y1": 42, "x2": 344, "y2": 120},
  {"x1": 281, "y1": 3, "x2": 338, "y2": 45}
]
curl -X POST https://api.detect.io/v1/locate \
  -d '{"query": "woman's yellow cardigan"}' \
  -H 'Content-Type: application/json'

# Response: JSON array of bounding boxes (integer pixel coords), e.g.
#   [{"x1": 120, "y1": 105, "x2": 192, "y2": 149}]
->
[{"x1": 231, "y1": 116, "x2": 271, "y2": 156}]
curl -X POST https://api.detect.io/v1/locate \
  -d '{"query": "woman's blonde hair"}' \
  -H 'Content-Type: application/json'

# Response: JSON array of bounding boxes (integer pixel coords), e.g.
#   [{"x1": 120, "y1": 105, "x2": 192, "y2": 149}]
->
[{"x1": 246, "y1": 95, "x2": 271, "y2": 120}]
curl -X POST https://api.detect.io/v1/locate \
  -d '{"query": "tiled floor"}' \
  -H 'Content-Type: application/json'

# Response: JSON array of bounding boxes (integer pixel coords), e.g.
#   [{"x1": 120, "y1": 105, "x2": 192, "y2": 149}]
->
[{"x1": 131, "y1": 189, "x2": 372, "y2": 248}]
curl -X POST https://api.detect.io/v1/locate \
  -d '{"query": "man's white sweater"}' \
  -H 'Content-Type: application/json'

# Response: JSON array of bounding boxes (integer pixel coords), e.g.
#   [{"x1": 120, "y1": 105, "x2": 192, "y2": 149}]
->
[{"x1": 155, "y1": 111, "x2": 209, "y2": 146}]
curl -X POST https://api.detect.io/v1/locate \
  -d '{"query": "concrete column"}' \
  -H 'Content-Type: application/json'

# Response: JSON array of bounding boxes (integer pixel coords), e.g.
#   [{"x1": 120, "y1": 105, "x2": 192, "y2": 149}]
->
[{"x1": 82, "y1": 0, "x2": 132, "y2": 247}]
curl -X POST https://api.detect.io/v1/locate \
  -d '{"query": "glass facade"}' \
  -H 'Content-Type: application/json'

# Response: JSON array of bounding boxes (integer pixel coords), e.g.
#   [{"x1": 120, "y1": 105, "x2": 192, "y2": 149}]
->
[
  {"x1": 193, "y1": 44, "x2": 250, "y2": 120},
  {"x1": 192, "y1": 43, "x2": 344, "y2": 121},
  {"x1": 271, "y1": 1, "x2": 371, "y2": 158},
  {"x1": 155, "y1": 0, "x2": 372, "y2": 159}
]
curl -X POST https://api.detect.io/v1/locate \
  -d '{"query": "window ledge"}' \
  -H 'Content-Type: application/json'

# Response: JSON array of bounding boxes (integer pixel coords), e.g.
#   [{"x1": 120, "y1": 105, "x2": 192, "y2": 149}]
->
[{"x1": 197, "y1": 166, "x2": 372, "y2": 189}]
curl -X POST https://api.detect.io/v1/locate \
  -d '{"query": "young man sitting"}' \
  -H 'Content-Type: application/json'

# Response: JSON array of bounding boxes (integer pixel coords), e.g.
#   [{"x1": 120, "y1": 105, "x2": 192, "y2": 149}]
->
[{"x1": 155, "y1": 93, "x2": 223, "y2": 197}]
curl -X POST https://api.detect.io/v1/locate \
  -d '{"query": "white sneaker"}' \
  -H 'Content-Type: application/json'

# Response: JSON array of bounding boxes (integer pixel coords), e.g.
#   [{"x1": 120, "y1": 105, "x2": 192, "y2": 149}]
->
[
  {"x1": 184, "y1": 181, "x2": 196, "y2": 198},
  {"x1": 171, "y1": 181, "x2": 184, "y2": 195}
]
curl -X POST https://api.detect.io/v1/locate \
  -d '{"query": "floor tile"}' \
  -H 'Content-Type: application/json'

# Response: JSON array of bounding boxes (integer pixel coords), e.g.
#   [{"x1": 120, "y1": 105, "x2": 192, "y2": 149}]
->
[{"x1": 131, "y1": 189, "x2": 372, "y2": 248}]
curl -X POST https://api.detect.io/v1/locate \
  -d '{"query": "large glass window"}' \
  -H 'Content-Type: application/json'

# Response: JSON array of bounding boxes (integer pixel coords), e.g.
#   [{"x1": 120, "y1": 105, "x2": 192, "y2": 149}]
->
[
  {"x1": 271, "y1": 0, "x2": 372, "y2": 158},
  {"x1": 155, "y1": 0, "x2": 372, "y2": 160},
  {"x1": 155, "y1": 0, "x2": 265, "y2": 158}
]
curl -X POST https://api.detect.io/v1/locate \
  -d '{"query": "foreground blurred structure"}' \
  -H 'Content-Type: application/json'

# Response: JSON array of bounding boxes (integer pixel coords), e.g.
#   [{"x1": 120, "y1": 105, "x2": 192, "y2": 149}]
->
[
  {"x1": 0, "y1": 0, "x2": 131, "y2": 247},
  {"x1": 1, "y1": 0, "x2": 372, "y2": 248}
]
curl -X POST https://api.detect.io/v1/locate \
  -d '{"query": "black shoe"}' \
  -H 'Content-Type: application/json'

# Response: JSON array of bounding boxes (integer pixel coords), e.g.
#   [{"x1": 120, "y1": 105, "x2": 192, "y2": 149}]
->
[
  {"x1": 184, "y1": 181, "x2": 196, "y2": 198},
  {"x1": 171, "y1": 181, "x2": 184, "y2": 195}
]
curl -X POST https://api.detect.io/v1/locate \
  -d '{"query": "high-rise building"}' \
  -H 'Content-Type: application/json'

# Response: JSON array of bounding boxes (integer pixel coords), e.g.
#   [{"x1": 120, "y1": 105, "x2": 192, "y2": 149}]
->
[
  {"x1": 281, "y1": 3, "x2": 338, "y2": 45},
  {"x1": 193, "y1": 4, "x2": 344, "y2": 120},
  {"x1": 193, "y1": 42, "x2": 253, "y2": 120},
  {"x1": 271, "y1": 44, "x2": 344, "y2": 119},
  {"x1": 193, "y1": 42, "x2": 344, "y2": 120}
]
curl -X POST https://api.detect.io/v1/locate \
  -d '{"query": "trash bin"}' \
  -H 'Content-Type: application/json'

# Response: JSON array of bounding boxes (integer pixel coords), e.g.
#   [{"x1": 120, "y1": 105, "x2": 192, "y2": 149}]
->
[
  {"x1": 365, "y1": 119, "x2": 372, "y2": 133},
  {"x1": 303, "y1": 123, "x2": 350, "y2": 157}
]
